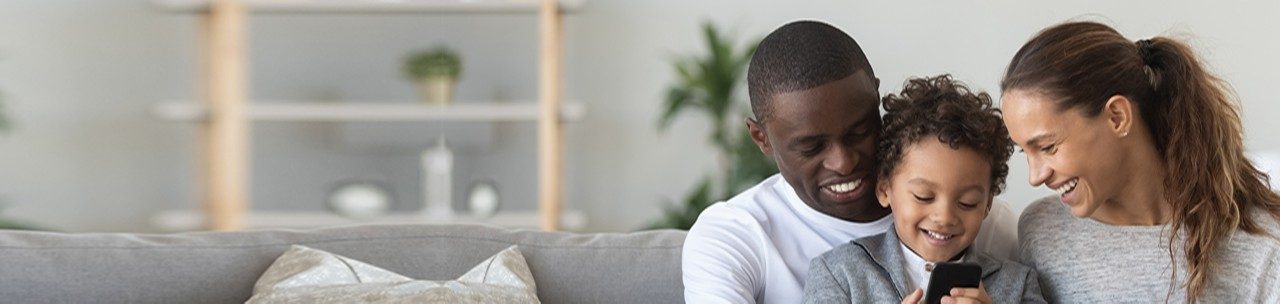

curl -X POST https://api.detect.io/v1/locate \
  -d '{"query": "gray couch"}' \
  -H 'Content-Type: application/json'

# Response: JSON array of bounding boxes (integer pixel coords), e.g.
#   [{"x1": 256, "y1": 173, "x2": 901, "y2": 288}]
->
[{"x1": 0, "y1": 224, "x2": 687, "y2": 303}]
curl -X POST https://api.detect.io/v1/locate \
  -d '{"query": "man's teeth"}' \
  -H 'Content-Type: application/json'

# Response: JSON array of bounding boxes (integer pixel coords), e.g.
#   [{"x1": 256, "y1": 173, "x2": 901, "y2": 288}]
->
[
  {"x1": 826, "y1": 179, "x2": 861, "y2": 194},
  {"x1": 924, "y1": 230, "x2": 954, "y2": 240},
  {"x1": 1053, "y1": 178, "x2": 1079, "y2": 196}
]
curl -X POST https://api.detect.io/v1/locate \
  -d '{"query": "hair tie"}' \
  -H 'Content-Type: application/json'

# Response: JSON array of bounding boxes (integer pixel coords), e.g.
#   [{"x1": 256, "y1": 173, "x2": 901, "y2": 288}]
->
[
  {"x1": 1135, "y1": 39, "x2": 1160, "y2": 89},
  {"x1": 1136, "y1": 39, "x2": 1156, "y2": 64}
]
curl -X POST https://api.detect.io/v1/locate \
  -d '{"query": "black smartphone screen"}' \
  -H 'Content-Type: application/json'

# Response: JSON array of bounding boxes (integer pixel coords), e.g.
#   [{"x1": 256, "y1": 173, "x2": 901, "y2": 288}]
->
[{"x1": 923, "y1": 262, "x2": 982, "y2": 304}]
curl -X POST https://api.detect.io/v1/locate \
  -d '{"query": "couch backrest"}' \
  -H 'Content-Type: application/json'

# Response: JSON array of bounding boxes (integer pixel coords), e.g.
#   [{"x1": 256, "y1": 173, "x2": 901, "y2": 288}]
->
[{"x1": 0, "y1": 224, "x2": 687, "y2": 303}]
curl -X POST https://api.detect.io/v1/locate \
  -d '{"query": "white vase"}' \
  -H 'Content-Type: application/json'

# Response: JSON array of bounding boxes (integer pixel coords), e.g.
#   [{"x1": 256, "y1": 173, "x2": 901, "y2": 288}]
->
[
  {"x1": 421, "y1": 137, "x2": 453, "y2": 220},
  {"x1": 417, "y1": 77, "x2": 455, "y2": 105}
]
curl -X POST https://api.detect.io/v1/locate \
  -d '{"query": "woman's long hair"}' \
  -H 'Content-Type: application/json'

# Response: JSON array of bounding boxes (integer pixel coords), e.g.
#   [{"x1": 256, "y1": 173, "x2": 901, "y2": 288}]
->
[{"x1": 1001, "y1": 21, "x2": 1280, "y2": 302}]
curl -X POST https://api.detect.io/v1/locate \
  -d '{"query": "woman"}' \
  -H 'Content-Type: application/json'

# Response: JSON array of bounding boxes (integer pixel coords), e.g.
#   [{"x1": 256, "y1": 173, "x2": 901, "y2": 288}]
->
[{"x1": 1001, "y1": 21, "x2": 1280, "y2": 303}]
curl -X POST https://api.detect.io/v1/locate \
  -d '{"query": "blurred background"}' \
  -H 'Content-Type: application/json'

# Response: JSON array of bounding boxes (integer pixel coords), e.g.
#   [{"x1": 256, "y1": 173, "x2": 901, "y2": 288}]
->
[{"x1": 0, "y1": 0, "x2": 1276, "y2": 232}]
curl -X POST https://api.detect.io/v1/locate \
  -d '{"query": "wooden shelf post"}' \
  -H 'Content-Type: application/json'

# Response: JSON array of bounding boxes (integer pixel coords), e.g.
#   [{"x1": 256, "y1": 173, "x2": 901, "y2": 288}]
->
[
  {"x1": 201, "y1": 0, "x2": 249, "y2": 231},
  {"x1": 537, "y1": 0, "x2": 563, "y2": 231}
]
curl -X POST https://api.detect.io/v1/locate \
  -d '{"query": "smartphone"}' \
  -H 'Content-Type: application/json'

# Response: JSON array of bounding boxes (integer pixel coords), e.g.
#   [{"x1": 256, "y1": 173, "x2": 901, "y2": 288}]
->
[{"x1": 923, "y1": 262, "x2": 982, "y2": 304}]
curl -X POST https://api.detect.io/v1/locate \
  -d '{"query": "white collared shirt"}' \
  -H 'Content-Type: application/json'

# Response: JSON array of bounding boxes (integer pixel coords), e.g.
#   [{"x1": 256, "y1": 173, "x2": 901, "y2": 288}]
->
[
  {"x1": 900, "y1": 242, "x2": 968, "y2": 293},
  {"x1": 901, "y1": 242, "x2": 932, "y2": 293},
  {"x1": 682, "y1": 174, "x2": 1018, "y2": 304}
]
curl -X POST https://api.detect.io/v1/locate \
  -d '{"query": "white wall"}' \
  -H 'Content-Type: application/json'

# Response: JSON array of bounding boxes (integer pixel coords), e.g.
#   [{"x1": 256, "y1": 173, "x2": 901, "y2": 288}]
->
[{"x1": 0, "y1": 0, "x2": 1276, "y2": 232}]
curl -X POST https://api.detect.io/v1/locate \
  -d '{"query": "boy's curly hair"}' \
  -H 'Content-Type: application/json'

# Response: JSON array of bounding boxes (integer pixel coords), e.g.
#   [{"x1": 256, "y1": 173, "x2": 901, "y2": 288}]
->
[{"x1": 878, "y1": 74, "x2": 1014, "y2": 195}]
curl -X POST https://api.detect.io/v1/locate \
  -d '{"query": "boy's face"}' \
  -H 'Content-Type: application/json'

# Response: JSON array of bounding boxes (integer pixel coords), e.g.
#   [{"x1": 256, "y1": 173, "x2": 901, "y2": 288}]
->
[
  {"x1": 747, "y1": 71, "x2": 888, "y2": 222},
  {"x1": 877, "y1": 139, "x2": 992, "y2": 262}
]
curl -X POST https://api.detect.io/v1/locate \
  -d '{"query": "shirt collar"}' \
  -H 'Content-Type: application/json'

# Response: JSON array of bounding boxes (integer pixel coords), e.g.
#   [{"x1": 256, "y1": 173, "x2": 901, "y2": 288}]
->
[{"x1": 899, "y1": 241, "x2": 969, "y2": 291}]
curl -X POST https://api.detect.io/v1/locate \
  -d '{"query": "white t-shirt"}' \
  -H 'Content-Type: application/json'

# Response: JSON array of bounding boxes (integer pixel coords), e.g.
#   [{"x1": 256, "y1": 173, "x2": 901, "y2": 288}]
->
[{"x1": 682, "y1": 174, "x2": 1018, "y2": 304}]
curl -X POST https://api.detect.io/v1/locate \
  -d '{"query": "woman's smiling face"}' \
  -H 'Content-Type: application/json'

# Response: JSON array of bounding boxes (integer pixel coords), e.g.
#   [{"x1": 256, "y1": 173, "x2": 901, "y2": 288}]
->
[
  {"x1": 877, "y1": 140, "x2": 992, "y2": 262},
  {"x1": 1001, "y1": 90, "x2": 1129, "y2": 219}
]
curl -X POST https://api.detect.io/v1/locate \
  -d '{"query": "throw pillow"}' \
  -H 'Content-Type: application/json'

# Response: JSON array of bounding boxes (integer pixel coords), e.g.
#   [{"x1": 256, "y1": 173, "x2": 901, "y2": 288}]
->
[{"x1": 247, "y1": 245, "x2": 539, "y2": 303}]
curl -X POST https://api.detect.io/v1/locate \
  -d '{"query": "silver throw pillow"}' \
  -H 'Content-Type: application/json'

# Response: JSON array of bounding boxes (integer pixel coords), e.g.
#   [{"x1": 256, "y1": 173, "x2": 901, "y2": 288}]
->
[{"x1": 247, "y1": 245, "x2": 539, "y2": 303}]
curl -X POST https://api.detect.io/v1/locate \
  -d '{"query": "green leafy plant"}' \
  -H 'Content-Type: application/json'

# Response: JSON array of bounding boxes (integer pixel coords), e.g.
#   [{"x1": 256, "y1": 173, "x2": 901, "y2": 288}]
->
[
  {"x1": 0, "y1": 76, "x2": 32, "y2": 230},
  {"x1": 0, "y1": 95, "x2": 8, "y2": 131},
  {"x1": 646, "y1": 23, "x2": 777, "y2": 230},
  {"x1": 403, "y1": 46, "x2": 462, "y2": 80},
  {"x1": 0, "y1": 209, "x2": 41, "y2": 230}
]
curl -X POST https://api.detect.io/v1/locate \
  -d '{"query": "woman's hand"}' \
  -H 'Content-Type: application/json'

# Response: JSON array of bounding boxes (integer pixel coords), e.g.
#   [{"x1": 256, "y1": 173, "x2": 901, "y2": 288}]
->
[
  {"x1": 941, "y1": 282, "x2": 991, "y2": 304},
  {"x1": 901, "y1": 288, "x2": 923, "y2": 304}
]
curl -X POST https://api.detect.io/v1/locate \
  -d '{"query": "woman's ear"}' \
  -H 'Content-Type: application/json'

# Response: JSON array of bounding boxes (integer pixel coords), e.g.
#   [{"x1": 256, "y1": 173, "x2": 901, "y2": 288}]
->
[
  {"x1": 876, "y1": 179, "x2": 892, "y2": 208},
  {"x1": 1103, "y1": 95, "x2": 1135, "y2": 138}
]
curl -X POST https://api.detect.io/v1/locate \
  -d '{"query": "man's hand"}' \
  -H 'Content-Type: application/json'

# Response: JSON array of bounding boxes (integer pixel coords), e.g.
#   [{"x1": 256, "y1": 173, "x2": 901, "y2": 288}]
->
[
  {"x1": 941, "y1": 282, "x2": 991, "y2": 304},
  {"x1": 901, "y1": 288, "x2": 923, "y2": 304}
]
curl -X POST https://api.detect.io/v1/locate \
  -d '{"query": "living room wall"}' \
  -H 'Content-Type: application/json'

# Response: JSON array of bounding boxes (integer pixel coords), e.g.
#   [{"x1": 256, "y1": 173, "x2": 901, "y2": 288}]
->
[{"x1": 0, "y1": 0, "x2": 1276, "y2": 232}]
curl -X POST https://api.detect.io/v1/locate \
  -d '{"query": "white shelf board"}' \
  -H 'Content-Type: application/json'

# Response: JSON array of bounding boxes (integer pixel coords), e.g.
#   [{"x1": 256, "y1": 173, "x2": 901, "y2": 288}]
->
[
  {"x1": 152, "y1": 209, "x2": 586, "y2": 231},
  {"x1": 153, "y1": 101, "x2": 585, "y2": 122},
  {"x1": 153, "y1": 0, "x2": 584, "y2": 14}
]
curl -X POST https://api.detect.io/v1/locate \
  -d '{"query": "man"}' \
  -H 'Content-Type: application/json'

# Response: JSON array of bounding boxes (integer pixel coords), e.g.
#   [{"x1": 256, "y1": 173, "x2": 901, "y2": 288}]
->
[{"x1": 682, "y1": 20, "x2": 1018, "y2": 303}]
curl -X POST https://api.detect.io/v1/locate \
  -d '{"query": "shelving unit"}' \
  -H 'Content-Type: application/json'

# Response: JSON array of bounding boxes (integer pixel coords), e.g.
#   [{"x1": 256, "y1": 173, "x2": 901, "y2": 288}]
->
[
  {"x1": 155, "y1": 0, "x2": 582, "y2": 231},
  {"x1": 154, "y1": 101, "x2": 586, "y2": 122},
  {"x1": 152, "y1": 210, "x2": 587, "y2": 231},
  {"x1": 155, "y1": 0, "x2": 583, "y2": 14}
]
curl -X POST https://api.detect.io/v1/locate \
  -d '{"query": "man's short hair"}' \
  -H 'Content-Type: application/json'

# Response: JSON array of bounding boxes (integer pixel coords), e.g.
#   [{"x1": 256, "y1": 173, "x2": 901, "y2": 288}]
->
[{"x1": 748, "y1": 20, "x2": 874, "y2": 124}]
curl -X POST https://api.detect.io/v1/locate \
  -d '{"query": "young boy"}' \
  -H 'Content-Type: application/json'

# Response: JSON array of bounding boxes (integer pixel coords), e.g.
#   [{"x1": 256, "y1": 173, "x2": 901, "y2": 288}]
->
[{"x1": 801, "y1": 75, "x2": 1045, "y2": 303}]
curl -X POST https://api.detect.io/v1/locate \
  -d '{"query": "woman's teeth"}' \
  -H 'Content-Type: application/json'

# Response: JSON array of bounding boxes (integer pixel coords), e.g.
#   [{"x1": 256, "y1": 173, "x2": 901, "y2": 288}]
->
[
  {"x1": 826, "y1": 179, "x2": 861, "y2": 194},
  {"x1": 1053, "y1": 178, "x2": 1078, "y2": 196},
  {"x1": 923, "y1": 229, "x2": 954, "y2": 240}
]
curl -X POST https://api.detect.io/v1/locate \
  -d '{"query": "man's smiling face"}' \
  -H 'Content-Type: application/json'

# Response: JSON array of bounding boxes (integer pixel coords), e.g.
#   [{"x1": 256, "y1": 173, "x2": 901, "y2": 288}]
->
[{"x1": 747, "y1": 71, "x2": 889, "y2": 222}]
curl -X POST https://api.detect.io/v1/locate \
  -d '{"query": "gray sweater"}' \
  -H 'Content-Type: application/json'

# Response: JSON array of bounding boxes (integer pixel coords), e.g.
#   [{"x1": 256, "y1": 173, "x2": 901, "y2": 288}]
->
[
  {"x1": 1018, "y1": 196, "x2": 1280, "y2": 303},
  {"x1": 802, "y1": 227, "x2": 1045, "y2": 303}
]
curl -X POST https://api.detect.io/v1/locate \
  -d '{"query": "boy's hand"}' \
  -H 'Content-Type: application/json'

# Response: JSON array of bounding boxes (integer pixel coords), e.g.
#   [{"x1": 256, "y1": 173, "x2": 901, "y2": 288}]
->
[
  {"x1": 901, "y1": 288, "x2": 923, "y2": 304},
  {"x1": 941, "y1": 282, "x2": 991, "y2": 304}
]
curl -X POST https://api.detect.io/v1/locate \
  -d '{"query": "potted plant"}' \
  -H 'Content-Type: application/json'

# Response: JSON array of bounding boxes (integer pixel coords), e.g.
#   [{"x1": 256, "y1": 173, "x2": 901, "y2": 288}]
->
[
  {"x1": 646, "y1": 23, "x2": 776, "y2": 230},
  {"x1": 404, "y1": 46, "x2": 463, "y2": 105}
]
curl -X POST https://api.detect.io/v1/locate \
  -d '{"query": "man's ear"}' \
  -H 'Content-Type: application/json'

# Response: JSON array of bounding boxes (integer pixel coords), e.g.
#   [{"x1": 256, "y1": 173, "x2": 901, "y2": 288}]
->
[
  {"x1": 746, "y1": 117, "x2": 773, "y2": 155},
  {"x1": 873, "y1": 77, "x2": 881, "y2": 91},
  {"x1": 1103, "y1": 95, "x2": 1135, "y2": 138},
  {"x1": 875, "y1": 178, "x2": 891, "y2": 208}
]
